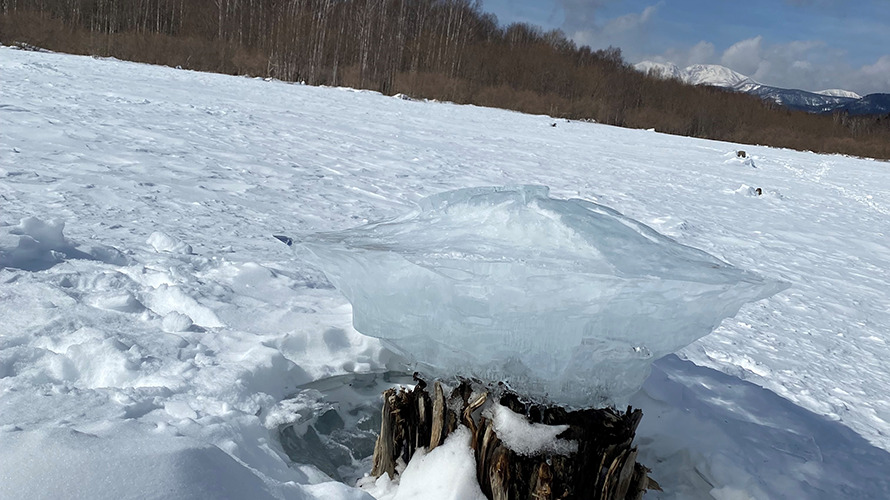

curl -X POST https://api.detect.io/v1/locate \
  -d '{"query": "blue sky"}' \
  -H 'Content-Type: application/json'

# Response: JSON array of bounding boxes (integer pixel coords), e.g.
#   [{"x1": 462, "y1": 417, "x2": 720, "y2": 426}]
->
[{"x1": 480, "y1": 0, "x2": 890, "y2": 95}]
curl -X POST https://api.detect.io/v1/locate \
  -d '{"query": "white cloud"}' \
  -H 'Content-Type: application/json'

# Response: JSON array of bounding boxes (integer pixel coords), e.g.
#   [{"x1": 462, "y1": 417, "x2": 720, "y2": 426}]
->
[
  {"x1": 606, "y1": 3, "x2": 659, "y2": 32},
  {"x1": 855, "y1": 56, "x2": 890, "y2": 94},
  {"x1": 688, "y1": 41, "x2": 717, "y2": 65},
  {"x1": 648, "y1": 41, "x2": 717, "y2": 68},
  {"x1": 569, "y1": 2, "x2": 663, "y2": 53},
  {"x1": 557, "y1": 0, "x2": 609, "y2": 34},
  {"x1": 720, "y1": 36, "x2": 764, "y2": 77}
]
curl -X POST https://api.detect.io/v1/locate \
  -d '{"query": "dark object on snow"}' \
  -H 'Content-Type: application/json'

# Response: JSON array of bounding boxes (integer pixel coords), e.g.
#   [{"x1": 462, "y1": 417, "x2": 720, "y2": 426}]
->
[
  {"x1": 13, "y1": 41, "x2": 52, "y2": 52},
  {"x1": 737, "y1": 150, "x2": 747, "y2": 158},
  {"x1": 755, "y1": 187, "x2": 762, "y2": 196},
  {"x1": 273, "y1": 234, "x2": 294, "y2": 246},
  {"x1": 371, "y1": 376, "x2": 659, "y2": 499}
]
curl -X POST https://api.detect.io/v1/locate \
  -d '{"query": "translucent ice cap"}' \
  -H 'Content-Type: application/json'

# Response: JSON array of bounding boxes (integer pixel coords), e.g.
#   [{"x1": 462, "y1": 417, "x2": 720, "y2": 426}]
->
[{"x1": 296, "y1": 186, "x2": 788, "y2": 407}]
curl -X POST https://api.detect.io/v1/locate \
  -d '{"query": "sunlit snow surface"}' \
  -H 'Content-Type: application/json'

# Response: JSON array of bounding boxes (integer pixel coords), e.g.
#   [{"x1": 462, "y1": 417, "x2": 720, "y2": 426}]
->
[
  {"x1": 2, "y1": 47, "x2": 890, "y2": 499},
  {"x1": 298, "y1": 185, "x2": 786, "y2": 407}
]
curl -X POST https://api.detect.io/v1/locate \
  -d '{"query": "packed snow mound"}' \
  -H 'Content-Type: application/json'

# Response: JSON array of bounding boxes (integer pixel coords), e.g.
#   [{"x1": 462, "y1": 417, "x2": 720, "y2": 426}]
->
[
  {"x1": 147, "y1": 231, "x2": 194, "y2": 255},
  {"x1": 296, "y1": 186, "x2": 789, "y2": 407},
  {"x1": 360, "y1": 426, "x2": 487, "y2": 500},
  {"x1": 0, "y1": 428, "x2": 282, "y2": 500},
  {"x1": 0, "y1": 217, "x2": 128, "y2": 271}
]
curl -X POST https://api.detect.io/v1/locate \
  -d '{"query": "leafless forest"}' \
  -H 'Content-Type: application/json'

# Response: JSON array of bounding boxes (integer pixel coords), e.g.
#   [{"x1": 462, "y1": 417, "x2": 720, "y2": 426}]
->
[{"x1": 2, "y1": 0, "x2": 888, "y2": 159}]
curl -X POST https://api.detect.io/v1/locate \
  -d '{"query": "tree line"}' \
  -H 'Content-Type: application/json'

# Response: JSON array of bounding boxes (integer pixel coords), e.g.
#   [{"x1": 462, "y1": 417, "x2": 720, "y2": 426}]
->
[{"x1": 2, "y1": 0, "x2": 889, "y2": 159}]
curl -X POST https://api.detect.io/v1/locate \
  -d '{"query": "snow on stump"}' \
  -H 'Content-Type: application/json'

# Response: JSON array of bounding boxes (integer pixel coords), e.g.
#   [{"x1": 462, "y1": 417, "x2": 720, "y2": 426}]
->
[{"x1": 289, "y1": 185, "x2": 788, "y2": 498}]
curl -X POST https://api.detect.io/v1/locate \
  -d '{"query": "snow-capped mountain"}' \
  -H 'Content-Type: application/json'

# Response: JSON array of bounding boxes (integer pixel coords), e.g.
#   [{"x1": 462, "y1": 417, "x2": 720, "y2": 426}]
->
[
  {"x1": 745, "y1": 85, "x2": 859, "y2": 113},
  {"x1": 633, "y1": 61, "x2": 683, "y2": 80},
  {"x1": 681, "y1": 64, "x2": 754, "y2": 89},
  {"x1": 836, "y1": 93, "x2": 890, "y2": 116},
  {"x1": 816, "y1": 89, "x2": 862, "y2": 99},
  {"x1": 635, "y1": 61, "x2": 886, "y2": 115}
]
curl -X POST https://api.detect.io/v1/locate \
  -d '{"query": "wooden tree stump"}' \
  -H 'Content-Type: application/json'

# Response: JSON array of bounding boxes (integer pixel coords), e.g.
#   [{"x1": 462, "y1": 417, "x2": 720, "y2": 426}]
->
[{"x1": 371, "y1": 375, "x2": 659, "y2": 499}]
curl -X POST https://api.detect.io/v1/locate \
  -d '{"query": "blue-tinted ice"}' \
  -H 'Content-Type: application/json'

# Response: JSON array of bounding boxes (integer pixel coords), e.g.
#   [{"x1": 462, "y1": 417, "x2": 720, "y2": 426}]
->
[{"x1": 297, "y1": 186, "x2": 788, "y2": 407}]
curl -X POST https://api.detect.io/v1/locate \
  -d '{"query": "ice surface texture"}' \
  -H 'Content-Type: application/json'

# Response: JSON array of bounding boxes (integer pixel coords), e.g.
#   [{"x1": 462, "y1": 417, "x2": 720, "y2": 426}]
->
[{"x1": 297, "y1": 186, "x2": 788, "y2": 407}]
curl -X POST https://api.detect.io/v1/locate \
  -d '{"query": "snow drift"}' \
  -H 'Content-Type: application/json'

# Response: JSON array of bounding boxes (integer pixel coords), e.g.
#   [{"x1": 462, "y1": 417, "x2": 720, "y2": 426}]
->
[{"x1": 296, "y1": 185, "x2": 788, "y2": 407}]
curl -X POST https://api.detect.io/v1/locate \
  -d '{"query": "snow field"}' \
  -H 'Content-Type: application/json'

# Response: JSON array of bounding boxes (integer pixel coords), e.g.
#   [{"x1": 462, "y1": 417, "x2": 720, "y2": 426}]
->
[{"x1": 2, "y1": 46, "x2": 890, "y2": 498}]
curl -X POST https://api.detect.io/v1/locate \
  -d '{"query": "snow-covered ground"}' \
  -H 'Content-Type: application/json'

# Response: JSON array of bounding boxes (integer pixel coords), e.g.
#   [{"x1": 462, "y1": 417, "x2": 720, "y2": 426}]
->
[{"x1": 2, "y1": 47, "x2": 890, "y2": 499}]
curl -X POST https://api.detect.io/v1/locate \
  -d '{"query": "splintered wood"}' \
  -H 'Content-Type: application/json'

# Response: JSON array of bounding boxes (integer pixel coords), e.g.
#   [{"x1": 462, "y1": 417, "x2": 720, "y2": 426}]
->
[{"x1": 371, "y1": 376, "x2": 660, "y2": 499}]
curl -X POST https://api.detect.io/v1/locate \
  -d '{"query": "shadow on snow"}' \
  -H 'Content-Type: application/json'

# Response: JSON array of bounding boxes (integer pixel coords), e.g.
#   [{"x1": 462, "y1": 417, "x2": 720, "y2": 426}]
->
[{"x1": 634, "y1": 354, "x2": 890, "y2": 499}]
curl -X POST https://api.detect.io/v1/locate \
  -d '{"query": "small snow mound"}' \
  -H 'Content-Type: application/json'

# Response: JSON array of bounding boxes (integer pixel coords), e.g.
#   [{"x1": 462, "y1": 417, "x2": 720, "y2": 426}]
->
[
  {"x1": 0, "y1": 217, "x2": 129, "y2": 271},
  {"x1": 731, "y1": 184, "x2": 781, "y2": 199},
  {"x1": 86, "y1": 290, "x2": 145, "y2": 313},
  {"x1": 484, "y1": 403, "x2": 578, "y2": 456},
  {"x1": 64, "y1": 337, "x2": 141, "y2": 388},
  {"x1": 147, "y1": 231, "x2": 193, "y2": 254},
  {"x1": 360, "y1": 426, "x2": 486, "y2": 500},
  {"x1": 724, "y1": 154, "x2": 756, "y2": 168},
  {"x1": 165, "y1": 400, "x2": 198, "y2": 420},
  {"x1": 144, "y1": 284, "x2": 224, "y2": 328},
  {"x1": 162, "y1": 311, "x2": 194, "y2": 332},
  {"x1": 731, "y1": 184, "x2": 763, "y2": 197},
  {"x1": 0, "y1": 428, "x2": 282, "y2": 499},
  {"x1": 12, "y1": 217, "x2": 67, "y2": 247},
  {"x1": 0, "y1": 217, "x2": 68, "y2": 271},
  {"x1": 647, "y1": 215, "x2": 695, "y2": 238},
  {"x1": 86, "y1": 245, "x2": 130, "y2": 266}
]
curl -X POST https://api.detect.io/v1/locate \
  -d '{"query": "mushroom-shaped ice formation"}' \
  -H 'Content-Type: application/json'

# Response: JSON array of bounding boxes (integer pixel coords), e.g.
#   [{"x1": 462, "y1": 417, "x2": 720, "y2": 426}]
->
[{"x1": 295, "y1": 186, "x2": 788, "y2": 407}]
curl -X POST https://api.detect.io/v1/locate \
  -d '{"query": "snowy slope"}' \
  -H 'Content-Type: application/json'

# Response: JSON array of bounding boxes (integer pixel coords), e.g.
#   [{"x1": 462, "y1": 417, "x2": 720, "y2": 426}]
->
[
  {"x1": 745, "y1": 85, "x2": 859, "y2": 113},
  {"x1": 816, "y1": 89, "x2": 862, "y2": 99},
  {"x1": 836, "y1": 93, "x2": 890, "y2": 116},
  {"x1": 3, "y1": 47, "x2": 890, "y2": 499}
]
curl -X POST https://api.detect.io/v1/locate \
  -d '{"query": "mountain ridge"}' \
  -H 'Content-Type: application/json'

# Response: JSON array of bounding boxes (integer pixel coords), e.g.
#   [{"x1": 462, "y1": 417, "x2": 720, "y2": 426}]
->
[{"x1": 635, "y1": 61, "x2": 886, "y2": 115}]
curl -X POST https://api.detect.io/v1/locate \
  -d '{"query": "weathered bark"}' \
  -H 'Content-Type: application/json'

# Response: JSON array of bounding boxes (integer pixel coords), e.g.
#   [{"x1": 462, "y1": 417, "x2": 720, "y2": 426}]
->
[
  {"x1": 371, "y1": 375, "x2": 660, "y2": 499},
  {"x1": 429, "y1": 380, "x2": 446, "y2": 450},
  {"x1": 370, "y1": 388, "x2": 397, "y2": 478}
]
